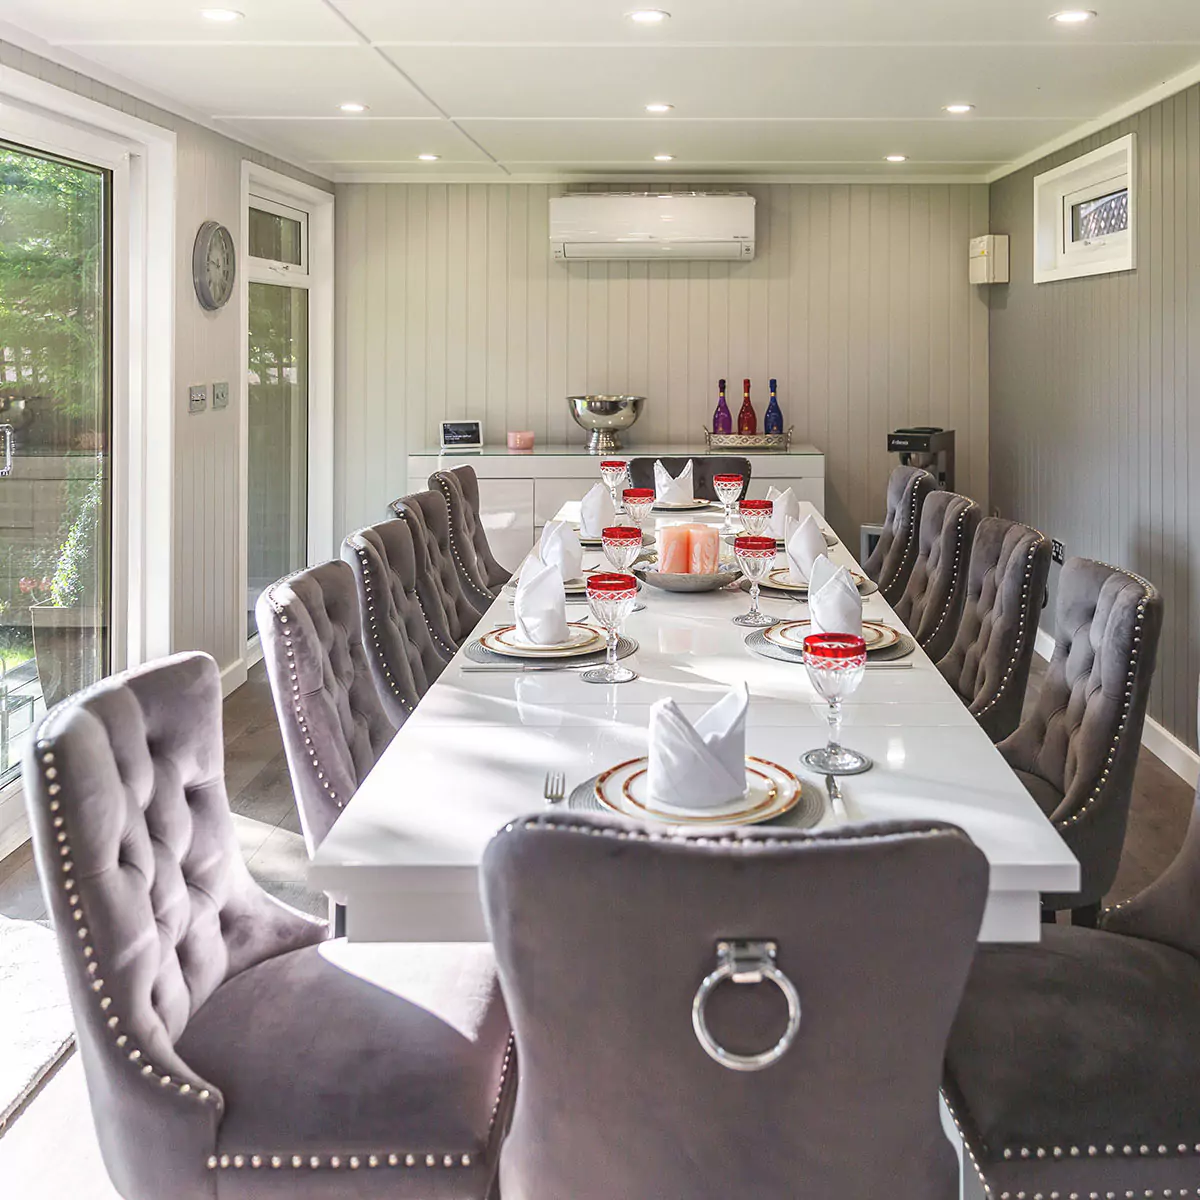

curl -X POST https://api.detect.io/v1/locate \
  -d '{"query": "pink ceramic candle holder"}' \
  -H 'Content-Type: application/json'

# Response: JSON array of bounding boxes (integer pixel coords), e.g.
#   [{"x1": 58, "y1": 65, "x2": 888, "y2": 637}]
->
[{"x1": 507, "y1": 431, "x2": 535, "y2": 450}]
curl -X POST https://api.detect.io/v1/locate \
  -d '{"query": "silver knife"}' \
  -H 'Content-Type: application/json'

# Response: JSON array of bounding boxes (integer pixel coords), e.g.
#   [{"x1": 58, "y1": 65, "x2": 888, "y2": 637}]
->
[
  {"x1": 460, "y1": 663, "x2": 593, "y2": 673},
  {"x1": 825, "y1": 774, "x2": 849, "y2": 821}
]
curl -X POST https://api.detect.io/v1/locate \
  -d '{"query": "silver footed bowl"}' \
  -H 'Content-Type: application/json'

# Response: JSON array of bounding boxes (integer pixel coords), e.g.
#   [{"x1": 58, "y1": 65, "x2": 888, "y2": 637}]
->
[
  {"x1": 567, "y1": 394, "x2": 645, "y2": 453},
  {"x1": 634, "y1": 564, "x2": 741, "y2": 593}
]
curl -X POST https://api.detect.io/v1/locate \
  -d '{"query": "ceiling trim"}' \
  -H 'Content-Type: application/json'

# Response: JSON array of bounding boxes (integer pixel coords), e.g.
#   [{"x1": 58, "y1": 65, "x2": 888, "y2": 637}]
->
[
  {"x1": 985, "y1": 54, "x2": 1200, "y2": 182},
  {"x1": 329, "y1": 171, "x2": 994, "y2": 185},
  {"x1": 0, "y1": 19, "x2": 333, "y2": 185}
]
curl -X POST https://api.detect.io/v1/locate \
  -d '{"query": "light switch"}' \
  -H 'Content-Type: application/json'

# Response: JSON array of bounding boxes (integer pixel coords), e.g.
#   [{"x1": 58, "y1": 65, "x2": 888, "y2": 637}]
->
[
  {"x1": 212, "y1": 381, "x2": 229, "y2": 410},
  {"x1": 188, "y1": 385, "x2": 207, "y2": 414}
]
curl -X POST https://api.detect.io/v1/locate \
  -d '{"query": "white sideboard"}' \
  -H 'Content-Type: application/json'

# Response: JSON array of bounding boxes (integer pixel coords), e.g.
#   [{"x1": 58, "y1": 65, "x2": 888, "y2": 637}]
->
[{"x1": 406, "y1": 443, "x2": 825, "y2": 568}]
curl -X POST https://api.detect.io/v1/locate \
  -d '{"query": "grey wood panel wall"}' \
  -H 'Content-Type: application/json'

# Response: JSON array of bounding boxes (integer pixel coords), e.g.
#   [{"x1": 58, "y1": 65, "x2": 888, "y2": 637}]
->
[
  {"x1": 335, "y1": 181, "x2": 990, "y2": 545},
  {"x1": 989, "y1": 85, "x2": 1200, "y2": 750},
  {"x1": 0, "y1": 40, "x2": 332, "y2": 681}
]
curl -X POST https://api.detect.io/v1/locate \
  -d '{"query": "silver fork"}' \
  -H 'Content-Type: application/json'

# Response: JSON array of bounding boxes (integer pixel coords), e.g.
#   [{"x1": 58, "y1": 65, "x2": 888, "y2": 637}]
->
[{"x1": 543, "y1": 770, "x2": 566, "y2": 806}]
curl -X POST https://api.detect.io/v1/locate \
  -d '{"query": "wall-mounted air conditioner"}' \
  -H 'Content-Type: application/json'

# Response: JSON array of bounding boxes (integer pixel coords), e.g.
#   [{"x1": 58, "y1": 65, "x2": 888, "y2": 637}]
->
[{"x1": 549, "y1": 192, "x2": 756, "y2": 261}]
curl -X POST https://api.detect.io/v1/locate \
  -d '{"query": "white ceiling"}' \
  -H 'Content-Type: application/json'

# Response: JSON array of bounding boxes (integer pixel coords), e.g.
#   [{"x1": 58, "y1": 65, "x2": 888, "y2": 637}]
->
[{"x1": 3, "y1": 0, "x2": 1200, "y2": 182}]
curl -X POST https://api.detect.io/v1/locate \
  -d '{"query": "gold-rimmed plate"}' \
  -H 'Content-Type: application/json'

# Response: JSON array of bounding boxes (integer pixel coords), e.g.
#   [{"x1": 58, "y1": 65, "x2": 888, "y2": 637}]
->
[
  {"x1": 652, "y1": 498, "x2": 713, "y2": 511},
  {"x1": 479, "y1": 622, "x2": 604, "y2": 659},
  {"x1": 764, "y1": 619, "x2": 901, "y2": 653},
  {"x1": 575, "y1": 527, "x2": 654, "y2": 548},
  {"x1": 594, "y1": 755, "x2": 801, "y2": 827},
  {"x1": 762, "y1": 566, "x2": 867, "y2": 594}
]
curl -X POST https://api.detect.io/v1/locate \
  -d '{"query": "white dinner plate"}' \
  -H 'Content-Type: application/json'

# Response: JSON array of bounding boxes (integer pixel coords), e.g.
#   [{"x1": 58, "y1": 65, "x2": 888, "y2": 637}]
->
[
  {"x1": 575, "y1": 528, "x2": 654, "y2": 548},
  {"x1": 764, "y1": 619, "x2": 900, "y2": 653},
  {"x1": 594, "y1": 755, "x2": 801, "y2": 827},
  {"x1": 762, "y1": 567, "x2": 866, "y2": 594},
  {"x1": 478, "y1": 623, "x2": 604, "y2": 659},
  {"x1": 652, "y1": 498, "x2": 713, "y2": 510}
]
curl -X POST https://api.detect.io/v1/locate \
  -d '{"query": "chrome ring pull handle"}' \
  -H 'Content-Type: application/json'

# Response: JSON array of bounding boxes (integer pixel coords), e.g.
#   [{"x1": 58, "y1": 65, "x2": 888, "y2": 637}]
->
[
  {"x1": 0, "y1": 424, "x2": 13, "y2": 478},
  {"x1": 691, "y1": 939, "x2": 801, "y2": 1072}
]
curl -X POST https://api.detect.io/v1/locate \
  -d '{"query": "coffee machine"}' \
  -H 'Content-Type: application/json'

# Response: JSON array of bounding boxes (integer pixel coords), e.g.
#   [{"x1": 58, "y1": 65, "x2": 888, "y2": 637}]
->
[{"x1": 886, "y1": 426, "x2": 955, "y2": 491}]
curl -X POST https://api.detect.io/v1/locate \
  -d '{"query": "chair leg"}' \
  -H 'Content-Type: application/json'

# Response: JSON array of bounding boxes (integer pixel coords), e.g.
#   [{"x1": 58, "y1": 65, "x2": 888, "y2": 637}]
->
[
  {"x1": 329, "y1": 898, "x2": 347, "y2": 938},
  {"x1": 1071, "y1": 903, "x2": 1100, "y2": 928}
]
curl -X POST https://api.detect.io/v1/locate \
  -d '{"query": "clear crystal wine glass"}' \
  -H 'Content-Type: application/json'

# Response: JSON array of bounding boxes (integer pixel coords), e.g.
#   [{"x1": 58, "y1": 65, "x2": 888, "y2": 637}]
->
[
  {"x1": 581, "y1": 572, "x2": 638, "y2": 685},
  {"x1": 732, "y1": 535, "x2": 779, "y2": 628},
  {"x1": 737, "y1": 499, "x2": 773, "y2": 538},
  {"x1": 622, "y1": 488, "x2": 655, "y2": 529},
  {"x1": 801, "y1": 633, "x2": 873, "y2": 775},
  {"x1": 602, "y1": 525, "x2": 646, "y2": 611},
  {"x1": 600, "y1": 459, "x2": 629, "y2": 513},
  {"x1": 713, "y1": 473, "x2": 744, "y2": 533}
]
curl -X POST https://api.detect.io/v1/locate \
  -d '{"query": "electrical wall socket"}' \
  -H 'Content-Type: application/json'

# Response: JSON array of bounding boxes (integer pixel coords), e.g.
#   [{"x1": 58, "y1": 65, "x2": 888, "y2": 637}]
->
[
  {"x1": 212, "y1": 381, "x2": 229, "y2": 410},
  {"x1": 188, "y1": 385, "x2": 207, "y2": 414},
  {"x1": 1051, "y1": 538, "x2": 1066, "y2": 565}
]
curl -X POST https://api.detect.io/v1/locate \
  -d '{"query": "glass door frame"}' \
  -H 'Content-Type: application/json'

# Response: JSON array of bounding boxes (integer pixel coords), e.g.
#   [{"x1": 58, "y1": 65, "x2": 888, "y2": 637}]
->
[{"x1": 238, "y1": 163, "x2": 335, "y2": 668}]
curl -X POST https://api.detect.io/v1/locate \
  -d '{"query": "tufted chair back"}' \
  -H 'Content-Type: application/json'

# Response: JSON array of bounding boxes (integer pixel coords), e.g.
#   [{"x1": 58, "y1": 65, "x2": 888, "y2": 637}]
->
[
  {"x1": 428, "y1": 465, "x2": 513, "y2": 593},
  {"x1": 389, "y1": 490, "x2": 489, "y2": 650},
  {"x1": 936, "y1": 517, "x2": 1051, "y2": 743},
  {"x1": 891, "y1": 490, "x2": 980, "y2": 664},
  {"x1": 482, "y1": 811, "x2": 988, "y2": 1200},
  {"x1": 627, "y1": 455, "x2": 752, "y2": 501},
  {"x1": 342, "y1": 519, "x2": 448, "y2": 726},
  {"x1": 21, "y1": 652, "x2": 326, "y2": 1200},
  {"x1": 257, "y1": 561, "x2": 398, "y2": 855},
  {"x1": 1000, "y1": 556, "x2": 1162, "y2": 912},
  {"x1": 863, "y1": 466, "x2": 936, "y2": 602}
]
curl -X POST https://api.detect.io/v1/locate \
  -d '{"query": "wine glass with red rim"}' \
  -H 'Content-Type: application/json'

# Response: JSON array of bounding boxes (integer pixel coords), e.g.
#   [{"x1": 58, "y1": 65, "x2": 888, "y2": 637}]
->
[
  {"x1": 738, "y1": 498, "x2": 773, "y2": 538},
  {"x1": 581, "y1": 572, "x2": 638, "y2": 684},
  {"x1": 601, "y1": 525, "x2": 646, "y2": 610},
  {"x1": 622, "y1": 488, "x2": 655, "y2": 529},
  {"x1": 600, "y1": 459, "x2": 629, "y2": 513},
  {"x1": 713, "y1": 474, "x2": 744, "y2": 532},
  {"x1": 800, "y1": 633, "x2": 872, "y2": 775},
  {"x1": 732, "y1": 535, "x2": 779, "y2": 627}
]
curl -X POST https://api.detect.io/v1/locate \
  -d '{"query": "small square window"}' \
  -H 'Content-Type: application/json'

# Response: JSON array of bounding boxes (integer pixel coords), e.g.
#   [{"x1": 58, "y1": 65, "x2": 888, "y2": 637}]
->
[{"x1": 1071, "y1": 188, "x2": 1129, "y2": 243}]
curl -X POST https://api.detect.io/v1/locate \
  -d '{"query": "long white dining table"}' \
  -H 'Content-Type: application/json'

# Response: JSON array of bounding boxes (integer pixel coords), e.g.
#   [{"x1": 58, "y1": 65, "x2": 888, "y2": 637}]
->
[{"x1": 309, "y1": 497, "x2": 1078, "y2": 947}]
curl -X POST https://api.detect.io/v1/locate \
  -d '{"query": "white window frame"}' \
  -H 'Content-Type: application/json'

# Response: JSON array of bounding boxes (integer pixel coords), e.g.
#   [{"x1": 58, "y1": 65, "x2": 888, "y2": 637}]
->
[
  {"x1": 238, "y1": 163, "x2": 334, "y2": 669},
  {"x1": 247, "y1": 191, "x2": 309, "y2": 277},
  {"x1": 0, "y1": 67, "x2": 176, "y2": 855},
  {"x1": 1034, "y1": 134, "x2": 1136, "y2": 284}
]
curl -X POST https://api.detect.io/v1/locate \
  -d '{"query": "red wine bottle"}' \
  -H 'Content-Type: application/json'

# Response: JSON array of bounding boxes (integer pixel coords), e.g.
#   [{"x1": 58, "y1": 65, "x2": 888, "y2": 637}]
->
[
  {"x1": 712, "y1": 378, "x2": 733, "y2": 434},
  {"x1": 737, "y1": 378, "x2": 757, "y2": 435}
]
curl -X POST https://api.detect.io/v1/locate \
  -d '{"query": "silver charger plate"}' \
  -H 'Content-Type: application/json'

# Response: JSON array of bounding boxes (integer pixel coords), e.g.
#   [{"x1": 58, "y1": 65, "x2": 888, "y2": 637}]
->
[
  {"x1": 743, "y1": 628, "x2": 916, "y2": 664},
  {"x1": 465, "y1": 634, "x2": 639, "y2": 666},
  {"x1": 566, "y1": 772, "x2": 826, "y2": 830},
  {"x1": 635, "y1": 568, "x2": 741, "y2": 593}
]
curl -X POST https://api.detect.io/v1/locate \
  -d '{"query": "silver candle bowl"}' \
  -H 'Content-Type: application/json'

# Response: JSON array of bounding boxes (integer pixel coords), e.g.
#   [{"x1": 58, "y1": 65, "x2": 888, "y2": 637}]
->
[{"x1": 567, "y1": 395, "x2": 646, "y2": 453}]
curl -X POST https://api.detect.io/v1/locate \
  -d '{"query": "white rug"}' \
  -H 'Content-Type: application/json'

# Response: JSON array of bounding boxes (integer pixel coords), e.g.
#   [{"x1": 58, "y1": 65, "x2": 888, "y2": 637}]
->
[{"x1": 0, "y1": 915, "x2": 74, "y2": 1134}]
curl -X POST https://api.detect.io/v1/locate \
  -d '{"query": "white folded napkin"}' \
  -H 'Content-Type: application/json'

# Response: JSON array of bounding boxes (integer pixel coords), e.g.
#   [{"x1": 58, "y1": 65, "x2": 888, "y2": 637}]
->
[
  {"x1": 513, "y1": 557, "x2": 570, "y2": 646},
  {"x1": 579, "y1": 482, "x2": 616, "y2": 540},
  {"x1": 537, "y1": 520, "x2": 583, "y2": 583},
  {"x1": 654, "y1": 460, "x2": 695, "y2": 504},
  {"x1": 784, "y1": 515, "x2": 829, "y2": 585},
  {"x1": 807, "y1": 555, "x2": 863, "y2": 638},
  {"x1": 767, "y1": 485, "x2": 800, "y2": 539},
  {"x1": 646, "y1": 684, "x2": 749, "y2": 810}
]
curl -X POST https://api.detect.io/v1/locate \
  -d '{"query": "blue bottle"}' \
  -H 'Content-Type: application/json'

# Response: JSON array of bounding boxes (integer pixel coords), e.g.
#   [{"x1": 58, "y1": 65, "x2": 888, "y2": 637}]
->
[{"x1": 763, "y1": 378, "x2": 784, "y2": 435}]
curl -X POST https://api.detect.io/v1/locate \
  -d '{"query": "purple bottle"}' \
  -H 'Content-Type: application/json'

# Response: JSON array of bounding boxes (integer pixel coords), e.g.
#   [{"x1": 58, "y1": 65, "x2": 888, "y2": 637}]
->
[{"x1": 712, "y1": 378, "x2": 733, "y2": 435}]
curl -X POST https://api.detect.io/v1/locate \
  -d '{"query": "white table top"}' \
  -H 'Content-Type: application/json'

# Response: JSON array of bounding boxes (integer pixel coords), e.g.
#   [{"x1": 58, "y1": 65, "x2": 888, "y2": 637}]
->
[{"x1": 310, "y1": 501, "x2": 1078, "y2": 943}]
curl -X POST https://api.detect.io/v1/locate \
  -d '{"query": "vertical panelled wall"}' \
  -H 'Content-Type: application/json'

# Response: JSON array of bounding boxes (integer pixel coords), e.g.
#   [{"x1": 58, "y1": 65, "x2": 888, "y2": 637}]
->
[
  {"x1": 0, "y1": 41, "x2": 332, "y2": 678},
  {"x1": 335, "y1": 182, "x2": 989, "y2": 544},
  {"x1": 989, "y1": 85, "x2": 1200, "y2": 749}
]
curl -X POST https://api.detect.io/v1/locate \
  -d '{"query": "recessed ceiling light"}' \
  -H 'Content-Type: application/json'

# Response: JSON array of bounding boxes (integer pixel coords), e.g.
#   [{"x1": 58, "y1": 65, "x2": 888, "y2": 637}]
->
[
  {"x1": 654, "y1": 154, "x2": 675, "y2": 161},
  {"x1": 1050, "y1": 9, "x2": 1096, "y2": 23},
  {"x1": 645, "y1": 103, "x2": 674, "y2": 113},
  {"x1": 200, "y1": 8, "x2": 243, "y2": 21},
  {"x1": 885, "y1": 155, "x2": 908, "y2": 163},
  {"x1": 339, "y1": 102, "x2": 368, "y2": 114},
  {"x1": 418, "y1": 154, "x2": 440, "y2": 161},
  {"x1": 628, "y1": 9, "x2": 670, "y2": 24},
  {"x1": 943, "y1": 103, "x2": 974, "y2": 114}
]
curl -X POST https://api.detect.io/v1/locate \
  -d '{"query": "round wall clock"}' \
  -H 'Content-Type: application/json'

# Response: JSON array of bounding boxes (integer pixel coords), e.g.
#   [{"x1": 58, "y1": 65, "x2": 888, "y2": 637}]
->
[{"x1": 192, "y1": 220, "x2": 236, "y2": 310}]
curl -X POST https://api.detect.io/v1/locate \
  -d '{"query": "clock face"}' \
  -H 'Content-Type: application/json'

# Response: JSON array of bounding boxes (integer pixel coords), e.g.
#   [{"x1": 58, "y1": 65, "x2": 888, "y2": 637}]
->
[{"x1": 192, "y1": 221, "x2": 236, "y2": 310}]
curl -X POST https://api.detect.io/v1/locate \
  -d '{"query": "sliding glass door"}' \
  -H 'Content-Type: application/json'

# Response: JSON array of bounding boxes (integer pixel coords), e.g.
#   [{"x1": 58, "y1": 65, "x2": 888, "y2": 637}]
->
[{"x1": 0, "y1": 142, "x2": 111, "y2": 784}]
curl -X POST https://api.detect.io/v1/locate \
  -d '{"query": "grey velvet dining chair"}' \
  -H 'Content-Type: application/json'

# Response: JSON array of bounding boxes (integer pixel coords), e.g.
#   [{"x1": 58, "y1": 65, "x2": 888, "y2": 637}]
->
[
  {"x1": 21, "y1": 651, "x2": 514, "y2": 1200},
  {"x1": 342, "y1": 519, "x2": 449, "y2": 728},
  {"x1": 936, "y1": 517, "x2": 1051, "y2": 743},
  {"x1": 428, "y1": 465, "x2": 513, "y2": 593},
  {"x1": 891, "y1": 489, "x2": 981, "y2": 665},
  {"x1": 389, "y1": 490, "x2": 490, "y2": 652},
  {"x1": 863, "y1": 465, "x2": 937, "y2": 602},
  {"x1": 627, "y1": 455, "x2": 752, "y2": 500},
  {"x1": 482, "y1": 810, "x2": 988, "y2": 1200},
  {"x1": 998, "y1": 556, "x2": 1162, "y2": 924},
  {"x1": 256, "y1": 560, "x2": 398, "y2": 855},
  {"x1": 943, "y1": 685, "x2": 1200, "y2": 1200}
]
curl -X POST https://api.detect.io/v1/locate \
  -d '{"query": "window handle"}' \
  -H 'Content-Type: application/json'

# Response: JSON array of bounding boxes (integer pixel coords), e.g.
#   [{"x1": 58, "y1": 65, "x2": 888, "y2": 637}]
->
[{"x1": 0, "y1": 424, "x2": 13, "y2": 478}]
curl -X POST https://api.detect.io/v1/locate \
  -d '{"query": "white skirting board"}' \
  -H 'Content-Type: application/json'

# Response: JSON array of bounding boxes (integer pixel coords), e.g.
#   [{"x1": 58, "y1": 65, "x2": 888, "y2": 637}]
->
[{"x1": 1034, "y1": 627, "x2": 1199, "y2": 789}]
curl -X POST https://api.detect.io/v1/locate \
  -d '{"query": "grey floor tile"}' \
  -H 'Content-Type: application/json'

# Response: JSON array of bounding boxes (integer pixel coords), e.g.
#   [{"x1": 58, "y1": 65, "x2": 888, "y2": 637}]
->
[
  {"x1": 245, "y1": 824, "x2": 311, "y2": 884},
  {"x1": 261, "y1": 880, "x2": 329, "y2": 921}
]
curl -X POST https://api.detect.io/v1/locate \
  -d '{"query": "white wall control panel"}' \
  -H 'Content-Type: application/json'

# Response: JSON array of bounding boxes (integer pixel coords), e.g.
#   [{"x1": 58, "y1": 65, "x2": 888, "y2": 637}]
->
[{"x1": 969, "y1": 234, "x2": 1010, "y2": 284}]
